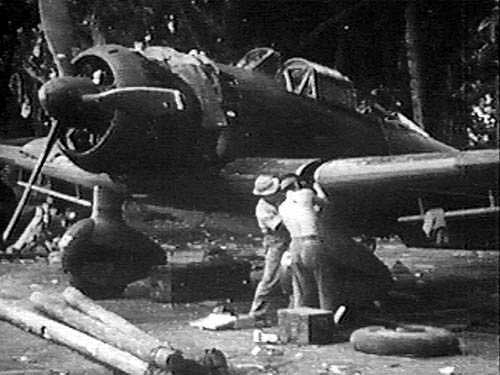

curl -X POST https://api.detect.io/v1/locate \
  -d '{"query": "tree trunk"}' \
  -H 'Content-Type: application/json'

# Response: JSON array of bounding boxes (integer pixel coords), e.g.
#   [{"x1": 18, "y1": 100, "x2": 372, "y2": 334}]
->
[{"x1": 405, "y1": 0, "x2": 425, "y2": 128}]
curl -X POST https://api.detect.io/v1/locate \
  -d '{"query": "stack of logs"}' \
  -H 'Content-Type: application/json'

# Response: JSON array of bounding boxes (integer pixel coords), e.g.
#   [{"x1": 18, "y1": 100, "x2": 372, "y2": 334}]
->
[{"x1": 0, "y1": 287, "x2": 229, "y2": 375}]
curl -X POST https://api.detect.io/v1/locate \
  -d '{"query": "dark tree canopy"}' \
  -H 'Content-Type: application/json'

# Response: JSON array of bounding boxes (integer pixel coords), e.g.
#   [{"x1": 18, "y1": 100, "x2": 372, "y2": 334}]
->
[{"x1": 0, "y1": 0, "x2": 497, "y2": 148}]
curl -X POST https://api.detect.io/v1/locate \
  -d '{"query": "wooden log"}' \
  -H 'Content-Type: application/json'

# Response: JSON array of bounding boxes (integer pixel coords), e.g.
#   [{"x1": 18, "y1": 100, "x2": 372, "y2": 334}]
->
[
  {"x1": 30, "y1": 291, "x2": 177, "y2": 370},
  {"x1": 63, "y1": 287, "x2": 159, "y2": 343},
  {"x1": 61, "y1": 287, "x2": 228, "y2": 373},
  {"x1": 0, "y1": 299, "x2": 152, "y2": 375}
]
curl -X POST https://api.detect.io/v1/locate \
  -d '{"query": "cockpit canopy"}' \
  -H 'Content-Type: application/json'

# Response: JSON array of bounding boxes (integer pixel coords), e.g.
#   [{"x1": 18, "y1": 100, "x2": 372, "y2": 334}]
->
[
  {"x1": 236, "y1": 47, "x2": 357, "y2": 110},
  {"x1": 277, "y1": 57, "x2": 357, "y2": 110}
]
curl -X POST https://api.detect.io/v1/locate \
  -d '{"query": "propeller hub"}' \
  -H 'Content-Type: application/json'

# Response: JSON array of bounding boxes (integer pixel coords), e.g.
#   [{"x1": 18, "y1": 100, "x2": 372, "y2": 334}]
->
[{"x1": 39, "y1": 76, "x2": 100, "y2": 121}]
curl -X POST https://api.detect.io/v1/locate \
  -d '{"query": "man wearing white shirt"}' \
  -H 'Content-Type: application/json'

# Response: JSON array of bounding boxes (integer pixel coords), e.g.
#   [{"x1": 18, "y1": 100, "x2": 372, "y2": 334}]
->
[
  {"x1": 278, "y1": 174, "x2": 331, "y2": 309},
  {"x1": 279, "y1": 174, "x2": 393, "y2": 321}
]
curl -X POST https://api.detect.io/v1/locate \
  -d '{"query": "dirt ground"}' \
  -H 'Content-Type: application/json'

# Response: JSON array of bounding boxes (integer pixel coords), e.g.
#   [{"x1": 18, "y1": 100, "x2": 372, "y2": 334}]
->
[{"x1": 0, "y1": 206, "x2": 498, "y2": 375}]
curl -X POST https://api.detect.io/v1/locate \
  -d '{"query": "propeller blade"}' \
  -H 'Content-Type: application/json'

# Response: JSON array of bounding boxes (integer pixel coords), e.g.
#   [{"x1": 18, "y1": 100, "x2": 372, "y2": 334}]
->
[
  {"x1": 81, "y1": 87, "x2": 185, "y2": 117},
  {"x1": 39, "y1": 0, "x2": 76, "y2": 76},
  {"x1": 2, "y1": 120, "x2": 60, "y2": 243}
]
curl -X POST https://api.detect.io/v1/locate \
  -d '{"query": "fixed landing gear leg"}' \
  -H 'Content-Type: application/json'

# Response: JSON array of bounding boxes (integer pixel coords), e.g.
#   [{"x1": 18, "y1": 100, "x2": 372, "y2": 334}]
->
[{"x1": 60, "y1": 186, "x2": 165, "y2": 299}]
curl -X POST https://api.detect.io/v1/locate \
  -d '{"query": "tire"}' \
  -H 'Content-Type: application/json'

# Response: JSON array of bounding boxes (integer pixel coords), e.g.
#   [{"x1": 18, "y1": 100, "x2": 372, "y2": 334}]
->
[
  {"x1": 69, "y1": 274, "x2": 126, "y2": 299},
  {"x1": 63, "y1": 250, "x2": 127, "y2": 299},
  {"x1": 60, "y1": 217, "x2": 165, "y2": 299},
  {"x1": 350, "y1": 325, "x2": 460, "y2": 357},
  {"x1": 63, "y1": 247, "x2": 148, "y2": 299}
]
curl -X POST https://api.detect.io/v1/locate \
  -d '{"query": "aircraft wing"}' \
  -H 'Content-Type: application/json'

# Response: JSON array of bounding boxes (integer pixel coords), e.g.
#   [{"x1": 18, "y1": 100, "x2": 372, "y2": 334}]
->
[
  {"x1": 2, "y1": 138, "x2": 498, "y2": 236},
  {"x1": 310, "y1": 149, "x2": 499, "y2": 241},
  {"x1": 0, "y1": 138, "x2": 125, "y2": 193},
  {"x1": 221, "y1": 149, "x2": 498, "y2": 200},
  {"x1": 2, "y1": 139, "x2": 497, "y2": 210},
  {"x1": 314, "y1": 149, "x2": 498, "y2": 195},
  {"x1": 220, "y1": 149, "x2": 499, "y2": 243}
]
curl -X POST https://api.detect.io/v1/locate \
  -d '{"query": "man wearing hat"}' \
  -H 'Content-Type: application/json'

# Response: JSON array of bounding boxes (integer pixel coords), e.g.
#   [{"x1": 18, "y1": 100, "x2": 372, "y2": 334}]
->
[{"x1": 248, "y1": 175, "x2": 290, "y2": 318}]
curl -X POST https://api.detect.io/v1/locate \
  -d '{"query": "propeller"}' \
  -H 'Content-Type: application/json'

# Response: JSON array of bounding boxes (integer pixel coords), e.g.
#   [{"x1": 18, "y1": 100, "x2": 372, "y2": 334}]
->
[
  {"x1": 2, "y1": 0, "x2": 186, "y2": 243},
  {"x1": 2, "y1": 120, "x2": 60, "y2": 242},
  {"x1": 2, "y1": 0, "x2": 75, "y2": 243}
]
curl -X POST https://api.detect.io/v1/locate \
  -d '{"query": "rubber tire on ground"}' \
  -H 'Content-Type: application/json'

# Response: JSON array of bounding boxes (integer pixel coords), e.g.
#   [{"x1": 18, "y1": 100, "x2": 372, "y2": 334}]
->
[{"x1": 350, "y1": 325, "x2": 460, "y2": 357}]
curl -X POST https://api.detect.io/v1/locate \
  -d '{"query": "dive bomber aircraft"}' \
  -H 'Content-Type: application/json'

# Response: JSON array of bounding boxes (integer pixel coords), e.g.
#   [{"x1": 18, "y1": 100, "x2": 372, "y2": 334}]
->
[{"x1": 0, "y1": 0, "x2": 498, "y2": 297}]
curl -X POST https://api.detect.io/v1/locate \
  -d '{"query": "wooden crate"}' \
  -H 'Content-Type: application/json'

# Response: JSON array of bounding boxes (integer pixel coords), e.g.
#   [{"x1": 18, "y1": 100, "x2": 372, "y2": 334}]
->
[
  {"x1": 278, "y1": 307, "x2": 333, "y2": 345},
  {"x1": 150, "y1": 260, "x2": 252, "y2": 303}
]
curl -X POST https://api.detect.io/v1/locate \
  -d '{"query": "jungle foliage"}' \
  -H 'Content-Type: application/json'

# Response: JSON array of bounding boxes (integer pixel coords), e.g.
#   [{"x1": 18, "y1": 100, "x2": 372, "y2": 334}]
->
[{"x1": 0, "y1": 0, "x2": 498, "y2": 148}]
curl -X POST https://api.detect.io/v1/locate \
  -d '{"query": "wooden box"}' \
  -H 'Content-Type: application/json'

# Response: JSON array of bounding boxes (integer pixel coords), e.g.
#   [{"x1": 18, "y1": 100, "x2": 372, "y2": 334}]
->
[
  {"x1": 278, "y1": 307, "x2": 333, "y2": 345},
  {"x1": 150, "y1": 260, "x2": 251, "y2": 303}
]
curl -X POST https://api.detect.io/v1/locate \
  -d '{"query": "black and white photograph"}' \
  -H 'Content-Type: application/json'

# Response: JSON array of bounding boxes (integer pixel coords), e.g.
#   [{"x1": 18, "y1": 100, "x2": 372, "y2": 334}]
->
[{"x1": 0, "y1": 0, "x2": 498, "y2": 373}]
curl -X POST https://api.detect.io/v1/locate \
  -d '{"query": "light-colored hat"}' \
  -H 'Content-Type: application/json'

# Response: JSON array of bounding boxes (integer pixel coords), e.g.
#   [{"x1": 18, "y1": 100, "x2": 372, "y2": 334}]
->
[{"x1": 252, "y1": 175, "x2": 280, "y2": 196}]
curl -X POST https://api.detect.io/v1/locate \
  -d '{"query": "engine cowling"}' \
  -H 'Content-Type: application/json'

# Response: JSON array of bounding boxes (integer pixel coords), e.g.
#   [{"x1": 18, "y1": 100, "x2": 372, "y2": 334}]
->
[{"x1": 56, "y1": 45, "x2": 204, "y2": 179}]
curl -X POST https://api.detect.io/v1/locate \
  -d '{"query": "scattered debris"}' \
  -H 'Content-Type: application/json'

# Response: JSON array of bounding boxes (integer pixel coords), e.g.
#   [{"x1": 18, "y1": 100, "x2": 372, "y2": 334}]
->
[
  {"x1": 251, "y1": 345, "x2": 262, "y2": 356},
  {"x1": 253, "y1": 329, "x2": 280, "y2": 344},
  {"x1": 234, "y1": 363, "x2": 266, "y2": 371},
  {"x1": 251, "y1": 345, "x2": 284, "y2": 357},
  {"x1": 190, "y1": 312, "x2": 237, "y2": 330},
  {"x1": 439, "y1": 366, "x2": 456, "y2": 375},
  {"x1": 319, "y1": 363, "x2": 363, "y2": 375},
  {"x1": 333, "y1": 305, "x2": 347, "y2": 325},
  {"x1": 233, "y1": 314, "x2": 257, "y2": 329}
]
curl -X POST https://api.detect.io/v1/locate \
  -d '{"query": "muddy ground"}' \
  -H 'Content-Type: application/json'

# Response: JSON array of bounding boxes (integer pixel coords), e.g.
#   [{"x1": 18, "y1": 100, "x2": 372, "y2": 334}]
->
[{"x1": 0, "y1": 205, "x2": 498, "y2": 375}]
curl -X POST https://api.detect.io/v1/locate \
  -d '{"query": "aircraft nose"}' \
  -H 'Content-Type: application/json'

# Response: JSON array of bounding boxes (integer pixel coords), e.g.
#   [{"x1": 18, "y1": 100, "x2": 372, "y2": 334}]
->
[{"x1": 39, "y1": 76, "x2": 99, "y2": 120}]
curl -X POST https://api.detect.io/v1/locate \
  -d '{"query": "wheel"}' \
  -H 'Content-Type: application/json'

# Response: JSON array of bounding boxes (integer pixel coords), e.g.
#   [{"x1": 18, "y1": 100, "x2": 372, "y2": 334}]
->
[
  {"x1": 350, "y1": 324, "x2": 460, "y2": 357},
  {"x1": 69, "y1": 273, "x2": 126, "y2": 299},
  {"x1": 60, "y1": 217, "x2": 165, "y2": 299},
  {"x1": 63, "y1": 244, "x2": 127, "y2": 299},
  {"x1": 62, "y1": 243, "x2": 156, "y2": 299}
]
